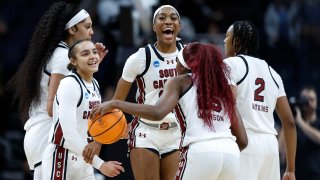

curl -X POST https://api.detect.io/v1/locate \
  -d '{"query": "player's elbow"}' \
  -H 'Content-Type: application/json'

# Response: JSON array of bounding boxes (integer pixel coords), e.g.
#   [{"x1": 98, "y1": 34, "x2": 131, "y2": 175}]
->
[
  {"x1": 238, "y1": 137, "x2": 248, "y2": 151},
  {"x1": 150, "y1": 111, "x2": 166, "y2": 121}
]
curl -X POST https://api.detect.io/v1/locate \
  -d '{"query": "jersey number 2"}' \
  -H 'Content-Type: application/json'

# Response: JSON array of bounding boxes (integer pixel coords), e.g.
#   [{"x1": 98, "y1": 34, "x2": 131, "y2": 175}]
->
[{"x1": 254, "y1": 78, "x2": 265, "y2": 102}]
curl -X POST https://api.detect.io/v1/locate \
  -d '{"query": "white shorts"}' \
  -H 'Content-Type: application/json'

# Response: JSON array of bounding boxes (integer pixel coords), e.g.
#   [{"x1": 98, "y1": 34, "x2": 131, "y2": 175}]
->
[
  {"x1": 176, "y1": 138, "x2": 240, "y2": 180},
  {"x1": 42, "y1": 143, "x2": 95, "y2": 180},
  {"x1": 24, "y1": 119, "x2": 52, "y2": 170},
  {"x1": 238, "y1": 132, "x2": 280, "y2": 180},
  {"x1": 128, "y1": 121, "x2": 181, "y2": 157}
]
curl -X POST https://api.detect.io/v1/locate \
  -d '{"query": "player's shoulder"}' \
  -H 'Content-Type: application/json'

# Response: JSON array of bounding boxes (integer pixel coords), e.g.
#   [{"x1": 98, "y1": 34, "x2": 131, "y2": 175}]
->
[
  {"x1": 127, "y1": 46, "x2": 147, "y2": 61},
  {"x1": 60, "y1": 73, "x2": 81, "y2": 87},
  {"x1": 224, "y1": 56, "x2": 247, "y2": 69}
]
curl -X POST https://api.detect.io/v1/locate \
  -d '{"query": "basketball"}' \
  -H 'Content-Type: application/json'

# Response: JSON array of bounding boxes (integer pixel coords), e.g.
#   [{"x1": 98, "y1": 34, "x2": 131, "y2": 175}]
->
[{"x1": 88, "y1": 109, "x2": 127, "y2": 144}]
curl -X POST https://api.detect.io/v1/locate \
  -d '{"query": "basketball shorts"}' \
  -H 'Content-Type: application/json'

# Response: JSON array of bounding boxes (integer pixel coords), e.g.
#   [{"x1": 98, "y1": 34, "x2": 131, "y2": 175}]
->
[
  {"x1": 176, "y1": 138, "x2": 240, "y2": 180},
  {"x1": 42, "y1": 143, "x2": 95, "y2": 180},
  {"x1": 128, "y1": 121, "x2": 181, "y2": 157},
  {"x1": 238, "y1": 132, "x2": 280, "y2": 180},
  {"x1": 24, "y1": 119, "x2": 52, "y2": 170}
]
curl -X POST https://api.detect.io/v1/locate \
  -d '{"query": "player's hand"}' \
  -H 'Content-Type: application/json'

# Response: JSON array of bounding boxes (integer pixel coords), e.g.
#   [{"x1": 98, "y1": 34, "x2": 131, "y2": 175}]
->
[
  {"x1": 83, "y1": 141, "x2": 102, "y2": 164},
  {"x1": 95, "y1": 42, "x2": 108, "y2": 62},
  {"x1": 90, "y1": 101, "x2": 114, "y2": 119},
  {"x1": 99, "y1": 161, "x2": 125, "y2": 177},
  {"x1": 282, "y1": 171, "x2": 295, "y2": 180}
]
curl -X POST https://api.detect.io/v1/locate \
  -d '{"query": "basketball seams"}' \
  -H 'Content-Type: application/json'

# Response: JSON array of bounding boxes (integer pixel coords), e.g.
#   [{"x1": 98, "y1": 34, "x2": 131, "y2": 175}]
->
[
  {"x1": 88, "y1": 109, "x2": 127, "y2": 144},
  {"x1": 90, "y1": 113, "x2": 124, "y2": 137}
]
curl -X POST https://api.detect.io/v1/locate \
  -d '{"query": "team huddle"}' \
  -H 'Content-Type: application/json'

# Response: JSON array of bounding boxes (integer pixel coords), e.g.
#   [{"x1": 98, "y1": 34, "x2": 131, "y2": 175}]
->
[{"x1": 9, "y1": 2, "x2": 297, "y2": 180}]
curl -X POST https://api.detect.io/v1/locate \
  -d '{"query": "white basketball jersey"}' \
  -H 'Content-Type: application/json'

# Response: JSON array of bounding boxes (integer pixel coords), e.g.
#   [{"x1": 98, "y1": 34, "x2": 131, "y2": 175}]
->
[
  {"x1": 48, "y1": 71, "x2": 101, "y2": 155},
  {"x1": 25, "y1": 42, "x2": 70, "y2": 130},
  {"x1": 135, "y1": 43, "x2": 183, "y2": 124},
  {"x1": 174, "y1": 83, "x2": 235, "y2": 147},
  {"x1": 224, "y1": 55, "x2": 286, "y2": 135}
]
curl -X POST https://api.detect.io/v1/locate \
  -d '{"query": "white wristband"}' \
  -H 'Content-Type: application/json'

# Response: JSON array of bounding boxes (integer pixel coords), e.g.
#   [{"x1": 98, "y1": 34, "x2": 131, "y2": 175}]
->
[{"x1": 92, "y1": 155, "x2": 104, "y2": 169}]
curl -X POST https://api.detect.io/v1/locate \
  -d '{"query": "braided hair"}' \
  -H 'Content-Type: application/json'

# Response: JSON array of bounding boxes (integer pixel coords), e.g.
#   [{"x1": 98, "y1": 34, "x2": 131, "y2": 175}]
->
[
  {"x1": 8, "y1": 1, "x2": 80, "y2": 121},
  {"x1": 183, "y1": 42, "x2": 236, "y2": 129},
  {"x1": 232, "y1": 20, "x2": 259, "y2": 57}
]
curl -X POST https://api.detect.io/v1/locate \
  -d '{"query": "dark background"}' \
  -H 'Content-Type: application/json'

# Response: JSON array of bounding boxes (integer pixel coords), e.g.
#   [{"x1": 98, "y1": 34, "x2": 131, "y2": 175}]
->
[{"x1": 0, "y1": 0, "x2": 319, "y2": 179}]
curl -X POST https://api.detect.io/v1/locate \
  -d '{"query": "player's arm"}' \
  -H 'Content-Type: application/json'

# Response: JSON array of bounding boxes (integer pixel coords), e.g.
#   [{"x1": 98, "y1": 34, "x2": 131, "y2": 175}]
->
[
  {"x1": 229, "y1": 85, "x2": 248, "y2": 151},
  {"x1": 57, "y1": 79, "x2": 88, "y2": 155},
  {"x1": 230, "y1": 108, "x2": 248, "y2": 151},
  {"x1": 47, "y1": 73, "x2": 64, "y2": 117},
  {"x1": 276, "y1": 96, "x2": 296, "y2": 178},
  {"x1": 112, "y1": 78, "x2": 132, "y2": 100},
  {"x1": 90, "y1": 77, "x2": 181, "y2": 121}
]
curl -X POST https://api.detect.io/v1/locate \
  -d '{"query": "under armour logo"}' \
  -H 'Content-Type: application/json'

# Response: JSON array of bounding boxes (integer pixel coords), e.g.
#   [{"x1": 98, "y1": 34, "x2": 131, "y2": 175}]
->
[
  {"x1": 71, "y1": 156, "x2": 77, "y2": 161},
  {"x1": 166, "y1": 60, "x2": 175, "y2": 64},
  {"x1": 138, "y1": 133, "x2": 146, "y2": 138}
]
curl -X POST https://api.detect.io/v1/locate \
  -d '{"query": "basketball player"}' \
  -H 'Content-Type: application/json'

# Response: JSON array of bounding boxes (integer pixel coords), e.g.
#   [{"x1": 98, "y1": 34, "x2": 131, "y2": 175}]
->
[
  {"x1": 223, "y1": 20, "x2": 296, "y2": 180},
  {"x1": 41, "y1": 39, "x2": 124, "y2": 179},
  {"x1": 90, "y1": 42, "x2": 248, "y2": 180},
  {"x1": 8, "y1": 2, "x2": 107, "y2": 179},
  {"x1": 84, "y1": 5, "x2": 183, "y2": 180}
]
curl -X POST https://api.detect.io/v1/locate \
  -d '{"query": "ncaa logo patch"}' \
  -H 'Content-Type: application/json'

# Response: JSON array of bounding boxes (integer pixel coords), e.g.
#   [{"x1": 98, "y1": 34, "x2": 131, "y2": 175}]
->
[
  {"x1": 153, "y1": 60, "x2": 160, "y2": 68},
  {"x1": 85, "y1": 92, "x2": 90, "y2": 99}
]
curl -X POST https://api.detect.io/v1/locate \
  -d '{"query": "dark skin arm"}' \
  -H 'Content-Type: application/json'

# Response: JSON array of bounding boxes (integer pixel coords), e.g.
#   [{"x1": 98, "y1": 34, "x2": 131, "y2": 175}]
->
[
  {"x1": 47, "y1": 74, "x2": 64, "y2": 117},
  {"x1": 230, "y1": 85, "x2": 248, "y2": 151},
  {"x1": 90, "y1": 76, "x2": 185, "y2": 121},
  {"x1": 275, "y1": 96, "x2": 296, "y2": 180},
  {"x1": 230, "y1": 109, "x2": 248, "y2": 151}
]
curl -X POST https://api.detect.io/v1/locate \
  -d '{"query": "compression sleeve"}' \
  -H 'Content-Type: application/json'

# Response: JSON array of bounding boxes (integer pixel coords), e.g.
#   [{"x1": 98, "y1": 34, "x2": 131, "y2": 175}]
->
[{"x1": 56, "y1": 78, "x2": 87, "y2": 156}]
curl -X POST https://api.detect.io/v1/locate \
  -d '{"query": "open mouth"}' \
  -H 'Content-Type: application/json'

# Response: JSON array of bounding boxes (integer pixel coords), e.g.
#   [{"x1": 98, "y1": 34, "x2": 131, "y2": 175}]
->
[
  {"x1": 162, "y1": 28, "x2": 174, "y2": 37},
  {"x1": 88, "y1": 61, "x2": 98, "y2": 67}
]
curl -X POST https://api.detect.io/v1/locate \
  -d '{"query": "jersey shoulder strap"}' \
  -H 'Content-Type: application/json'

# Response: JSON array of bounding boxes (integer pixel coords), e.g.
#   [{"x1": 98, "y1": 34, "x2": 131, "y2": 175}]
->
[
  {"x1": 236, "y1": 55, "x2": 249, "y2": 85},
  {"x1": 177, "y1": 42, "x2": 184, "y2": 50},
  {"x1": 268, "y1": 66, "x2": 279, "y2": 89},
  {"x1": 137, "y1": 45, "x2": 151, "y2": 78}
]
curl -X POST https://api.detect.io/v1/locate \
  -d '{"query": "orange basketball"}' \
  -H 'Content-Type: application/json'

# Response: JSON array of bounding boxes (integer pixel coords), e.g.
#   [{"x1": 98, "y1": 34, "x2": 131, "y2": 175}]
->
[{"x1": 88, "y1": 109, "x2": 127, "y2": 144}]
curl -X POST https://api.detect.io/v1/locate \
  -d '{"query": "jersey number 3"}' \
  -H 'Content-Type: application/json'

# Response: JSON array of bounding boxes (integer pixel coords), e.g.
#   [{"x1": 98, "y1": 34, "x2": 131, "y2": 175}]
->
[{"x1": 254, "y1": 78, "x2": 265, "y2": 102}]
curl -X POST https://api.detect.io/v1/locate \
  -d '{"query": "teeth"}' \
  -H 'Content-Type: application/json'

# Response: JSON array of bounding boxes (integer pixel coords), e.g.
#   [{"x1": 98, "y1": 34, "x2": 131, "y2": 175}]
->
[
  {"x1": 89, "y1": 61, "x2": 97, "y2": 65},
  {"x1": 164, "y1": 28, "x2": 173, "y2": 31}
]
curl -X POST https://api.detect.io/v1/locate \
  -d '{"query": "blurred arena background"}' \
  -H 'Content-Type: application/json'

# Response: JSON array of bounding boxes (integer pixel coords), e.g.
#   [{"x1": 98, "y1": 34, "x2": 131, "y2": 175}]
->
[{"x1": 0, "y1": 0, "x2": 319, "y2": 179}]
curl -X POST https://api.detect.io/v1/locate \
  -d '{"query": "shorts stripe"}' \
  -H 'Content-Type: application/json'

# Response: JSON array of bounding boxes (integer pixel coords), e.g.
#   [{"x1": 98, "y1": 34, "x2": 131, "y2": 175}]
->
[
  {"x1": 174, "y1": 103, "x2": 186, "y2": 149},
  {"x1": 128, "y1": 117, "x2": 140, "y2": 148},
  {"x1": 175, "y1": 147, "x2": 189, "y2": 180},
  {"x1": 50, "y1": 146, "x2": 68, "y2": 180}
]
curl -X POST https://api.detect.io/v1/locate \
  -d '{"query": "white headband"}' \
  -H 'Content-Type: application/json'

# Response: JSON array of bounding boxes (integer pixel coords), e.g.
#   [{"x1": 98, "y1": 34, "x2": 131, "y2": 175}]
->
[
  {"x1": 153, "y1": 5, "x2": 180, "y2": 23},
  {"x1": 177, "y1": 49, "x2": 190, "y2": 69},
  {"x1": 65, "y1": 9, "x2": 89, "y2": 30}
]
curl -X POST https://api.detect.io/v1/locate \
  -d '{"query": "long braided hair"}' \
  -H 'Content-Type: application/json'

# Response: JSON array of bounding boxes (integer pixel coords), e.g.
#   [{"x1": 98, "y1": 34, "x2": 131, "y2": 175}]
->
[
  {"x1": 183, "y1": 42, "x2": 236, "y2": 128},
  {"x1": 8, "y1": 1, "x2": 80, "y2": 121},
  {"x1": 232, "y1": 20, "x2": 259, "y2": 57}
]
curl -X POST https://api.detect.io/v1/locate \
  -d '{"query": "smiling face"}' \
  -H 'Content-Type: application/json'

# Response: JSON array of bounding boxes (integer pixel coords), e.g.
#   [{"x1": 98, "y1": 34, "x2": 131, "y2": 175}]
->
[
  {"x1": 153, "y1": 6, "x2": 181, "y2": 46},
  {"x1": 70, "y1": 40, "x2": 100, "y2": 81}
]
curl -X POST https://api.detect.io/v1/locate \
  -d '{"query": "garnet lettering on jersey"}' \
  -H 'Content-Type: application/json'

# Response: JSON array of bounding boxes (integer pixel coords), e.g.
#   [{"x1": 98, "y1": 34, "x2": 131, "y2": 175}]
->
[
  {"x1": 252, "y1": 103, "x2": 269, "y2": 112},
  {"x1": 89, "y1": 100, "x2": 100, "y2": 109},
  {"x1": 153, "y1": 79, "x2": 168, "y2": 89},
  {"x1": 83, "y1": 111, "x2": 91, "y2": 119},
  {"x1": 83, "y1": 101, "x2": 101, "y2": 119},
  {"x1": 159, "y1": 68, "x2": 178, "y2": 78},
  {"x1": 153, "y1": 68, "x2": 178, "y2": 89}
]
